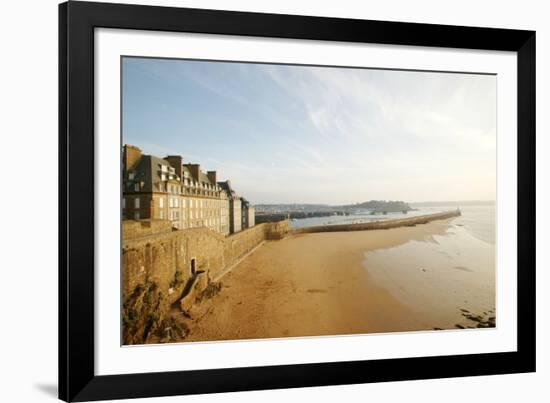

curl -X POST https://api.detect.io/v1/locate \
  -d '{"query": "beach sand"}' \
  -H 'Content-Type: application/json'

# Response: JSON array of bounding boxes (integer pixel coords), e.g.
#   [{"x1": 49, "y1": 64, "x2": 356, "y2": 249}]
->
[
  {"x1": 182, "y1": 219, "x2": 494, "y2": 341},
  {"x1": 181, "y1": 218, "x2": 495, "y2": 342}
]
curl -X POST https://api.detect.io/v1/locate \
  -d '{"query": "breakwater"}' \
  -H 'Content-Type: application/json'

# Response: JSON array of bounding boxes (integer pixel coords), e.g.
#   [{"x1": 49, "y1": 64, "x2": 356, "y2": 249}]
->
[{"x1": 290, "y1": 210, "x2": 461, "y2": 234}]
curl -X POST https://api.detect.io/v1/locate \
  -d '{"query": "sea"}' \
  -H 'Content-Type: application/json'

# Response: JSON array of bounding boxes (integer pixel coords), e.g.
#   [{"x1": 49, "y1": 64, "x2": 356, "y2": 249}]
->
[
  {"x1": 360, "y1": 202, "x2": 496, "y2": 330},
  {"x1": 289, "y1": 203, "x2": 495, "y2": 246}
]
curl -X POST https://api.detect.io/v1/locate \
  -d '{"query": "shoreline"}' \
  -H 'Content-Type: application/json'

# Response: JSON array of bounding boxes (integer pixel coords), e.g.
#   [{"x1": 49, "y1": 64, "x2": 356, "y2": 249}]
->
[{"x1": 157, "y1": 216, "x2": 495, "y2": 344}]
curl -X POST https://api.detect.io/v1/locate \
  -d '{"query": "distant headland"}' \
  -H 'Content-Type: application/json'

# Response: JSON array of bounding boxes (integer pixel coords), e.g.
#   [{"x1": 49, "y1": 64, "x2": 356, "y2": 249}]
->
[{"x1": 255, "y1": 200, "x2": 413, "y2": 223}]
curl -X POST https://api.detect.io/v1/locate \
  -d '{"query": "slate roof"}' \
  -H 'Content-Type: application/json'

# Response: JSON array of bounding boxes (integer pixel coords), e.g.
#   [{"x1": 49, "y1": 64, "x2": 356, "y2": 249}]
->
[
  {"x1": 126, "y1": 155, "x2": 177, "y2": 193},
  {"x1": 199, "y1": 171, "x2": 212, "y2": 185},
  {"x1": 125, "y1": 147, "x2": 223, "y2": 194},
  {"x1": 218, "y1": 180, "x2": 239, "y2": 200}
]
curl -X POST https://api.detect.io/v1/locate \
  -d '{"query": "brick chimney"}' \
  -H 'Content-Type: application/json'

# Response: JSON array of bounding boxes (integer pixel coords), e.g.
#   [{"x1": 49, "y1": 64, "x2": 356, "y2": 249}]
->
[
  {"x1": 207, "y1": 170, "x2": 217, "y2": 184},
  {"x1": 123, "y1": 144, "x2": 141, "y2": 172},
  {"x1": 184, "y1": 164, "x2": 200, "y2": 182},
  {"x1": 165, "y1": 155, "x2": 183, "y2": 181}
]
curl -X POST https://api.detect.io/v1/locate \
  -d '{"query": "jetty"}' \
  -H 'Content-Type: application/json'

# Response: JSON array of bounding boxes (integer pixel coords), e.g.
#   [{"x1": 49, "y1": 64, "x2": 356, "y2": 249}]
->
[{"x1": 290, "y1": 209, "x2": 461, "y2": 235}]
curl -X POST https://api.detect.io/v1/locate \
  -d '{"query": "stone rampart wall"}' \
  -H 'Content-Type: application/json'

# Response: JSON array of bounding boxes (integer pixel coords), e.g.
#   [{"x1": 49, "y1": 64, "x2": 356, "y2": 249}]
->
[{"x1": 121, "y1": 219, "x2": 288, "y2": 344}]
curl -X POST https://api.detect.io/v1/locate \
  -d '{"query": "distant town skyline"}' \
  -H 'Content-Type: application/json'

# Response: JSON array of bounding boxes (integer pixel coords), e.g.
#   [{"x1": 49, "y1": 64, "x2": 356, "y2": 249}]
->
[{"x1": 122, "y1": 57, "x2": 496, "y2": 204}]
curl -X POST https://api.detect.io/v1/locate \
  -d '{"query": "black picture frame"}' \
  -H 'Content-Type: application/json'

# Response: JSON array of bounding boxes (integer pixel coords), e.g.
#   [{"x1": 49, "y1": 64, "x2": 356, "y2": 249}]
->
[{"x1": 59, "y1": 1, "x2": 536, "y2": 401}]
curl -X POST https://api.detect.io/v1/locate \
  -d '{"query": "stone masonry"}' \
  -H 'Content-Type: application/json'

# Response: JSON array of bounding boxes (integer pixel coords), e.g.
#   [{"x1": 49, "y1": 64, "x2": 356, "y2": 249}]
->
[{"x1": 122, "y1": 219, "x2": 289, "y2": 344}]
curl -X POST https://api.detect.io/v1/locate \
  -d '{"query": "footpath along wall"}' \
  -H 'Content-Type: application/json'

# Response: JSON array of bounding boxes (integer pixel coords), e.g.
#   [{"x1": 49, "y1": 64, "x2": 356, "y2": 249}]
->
[{"x1": 121, "y1": 219, "x2": 289, "y2": 344}]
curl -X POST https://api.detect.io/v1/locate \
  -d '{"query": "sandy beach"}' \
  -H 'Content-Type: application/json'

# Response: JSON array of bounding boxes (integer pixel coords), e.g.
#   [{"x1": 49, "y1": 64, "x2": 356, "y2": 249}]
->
[{"x1": 179, "y1": 217, "x2": 495, "y2": 342}]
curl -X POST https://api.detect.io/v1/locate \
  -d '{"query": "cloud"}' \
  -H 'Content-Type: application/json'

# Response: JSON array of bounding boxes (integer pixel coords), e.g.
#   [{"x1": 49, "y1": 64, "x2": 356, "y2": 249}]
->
[{"x1": 124, "y1": 58, "x2": 496, "y2": 204}]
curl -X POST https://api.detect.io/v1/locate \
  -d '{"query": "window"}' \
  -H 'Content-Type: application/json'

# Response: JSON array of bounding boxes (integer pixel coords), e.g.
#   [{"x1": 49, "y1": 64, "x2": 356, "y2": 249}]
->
[
  {"x1": 175, "y1": 198, "x2": 179, "y2": 208},
  {"x1": 134, "y1": 183, "x2": 139, "y2": 191},
  {"x1": 160, "y1": 210, "x2": 164, "y2": 219},
  {"x1": 169, "y1": 198, "x2": 173, "y2": 208},
  {"x1": 161, "y1": 174, "x2": 166, "y2": 181},
  {"x1": 159, "y1": 197, "x2": 164, "y2": 208},
  {"x1": 122, "y1": 198, "x2": 126, "y2": 209},
  {"x1": 128, "y1": 172, "x2": 134, "y2": 180},
  {"x1": 134, "y1": 211, "x2": 140, "y2": 220},
  {"x1": 134, "y1": 198, "x2": 140, "y2": 208}
]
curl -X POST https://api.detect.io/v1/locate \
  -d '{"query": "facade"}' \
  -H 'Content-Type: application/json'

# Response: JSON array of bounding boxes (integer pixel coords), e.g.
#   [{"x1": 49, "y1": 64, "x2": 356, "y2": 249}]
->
[
  {"x1": 218, "y1": 180, "x2": 242, "y2": 234},
  {"x1": 122, "y1": 144, "x2": 253, "y2": 235},
  {"x1": 241, "y1": 198, "x2": 255, "y2": 230}
]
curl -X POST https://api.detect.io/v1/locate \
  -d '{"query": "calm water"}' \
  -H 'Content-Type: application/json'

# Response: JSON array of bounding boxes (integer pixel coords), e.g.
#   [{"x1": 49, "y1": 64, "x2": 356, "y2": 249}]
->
[
  {"x1": 289, "y1": 208, "x2": 442, "y2": 229},
  {"x1": 290, "y1": 204, "x2": 495, "y2": 245},
  {"x1": 414, "y1": 204, "x2": 495, "y2": 245},
  {"x1": 361, "y1": 203, "x2": 496, "y2": 330}
]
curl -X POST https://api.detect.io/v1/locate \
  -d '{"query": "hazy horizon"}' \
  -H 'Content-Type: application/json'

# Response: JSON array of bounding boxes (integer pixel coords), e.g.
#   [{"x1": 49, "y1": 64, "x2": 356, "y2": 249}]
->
[
  {"x1": 254, "y1": 200, "x2": 495, "y2": 206},
  {"x1": 123, "y1": 57, "x2": 496, "y2": 205}
]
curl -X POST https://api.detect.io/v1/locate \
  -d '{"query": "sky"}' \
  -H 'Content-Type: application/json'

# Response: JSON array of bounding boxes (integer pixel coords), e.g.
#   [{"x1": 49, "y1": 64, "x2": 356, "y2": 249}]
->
[{"x1": 122, "y1": 57, "x2": 496, "y2": 205}]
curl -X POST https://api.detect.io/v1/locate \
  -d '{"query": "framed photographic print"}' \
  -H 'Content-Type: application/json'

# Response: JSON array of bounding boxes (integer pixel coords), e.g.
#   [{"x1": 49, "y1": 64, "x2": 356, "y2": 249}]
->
[{"x1": 59, "y1": 1, "x2": 536, "y2": 401}]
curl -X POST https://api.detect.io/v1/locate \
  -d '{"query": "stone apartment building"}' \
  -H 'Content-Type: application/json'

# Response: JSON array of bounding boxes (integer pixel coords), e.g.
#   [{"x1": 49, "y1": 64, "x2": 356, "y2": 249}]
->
[
  {"x1": 218, "y1": 180, "x2": 242, "y2": 234},
  {"x1": 122, "y1": 144, "x2": 254, "y2": 235},
  {"x1": 241, "y1": 198, "x2": 255, "y2": 229}
]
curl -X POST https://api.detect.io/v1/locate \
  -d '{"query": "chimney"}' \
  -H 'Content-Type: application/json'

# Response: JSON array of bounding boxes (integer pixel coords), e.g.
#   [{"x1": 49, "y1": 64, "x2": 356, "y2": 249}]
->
[
  {"x1": 184, "y1": 163, "x2": 200, "y2": 182},
  {"x1": 207, "y1": 170, "x2": 217, "y2": 184},
  {"x1": 165, "y1": 155, "x2": 183, "y2": 181},
  {"x1": 123, "y1": 144, "x2": 141, "y2": 172}
]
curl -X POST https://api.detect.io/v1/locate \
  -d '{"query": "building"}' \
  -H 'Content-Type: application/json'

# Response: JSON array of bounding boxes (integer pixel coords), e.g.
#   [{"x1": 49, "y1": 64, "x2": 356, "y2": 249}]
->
[
  {"x1": 122, "y1": 144, "x2": 253, "y2": 235},
  {"x1": 241, "y1": 198, "x2": 255, "y2": 229},
  {"x1": 218, "y1": 180, "x2": 242, "y2": 234}
]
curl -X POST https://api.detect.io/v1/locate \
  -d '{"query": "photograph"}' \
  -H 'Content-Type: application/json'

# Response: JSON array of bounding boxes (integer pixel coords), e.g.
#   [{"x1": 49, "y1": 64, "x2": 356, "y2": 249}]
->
[{"x1": 120, "y1": 56, "x2": 497, "y2": 345}]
